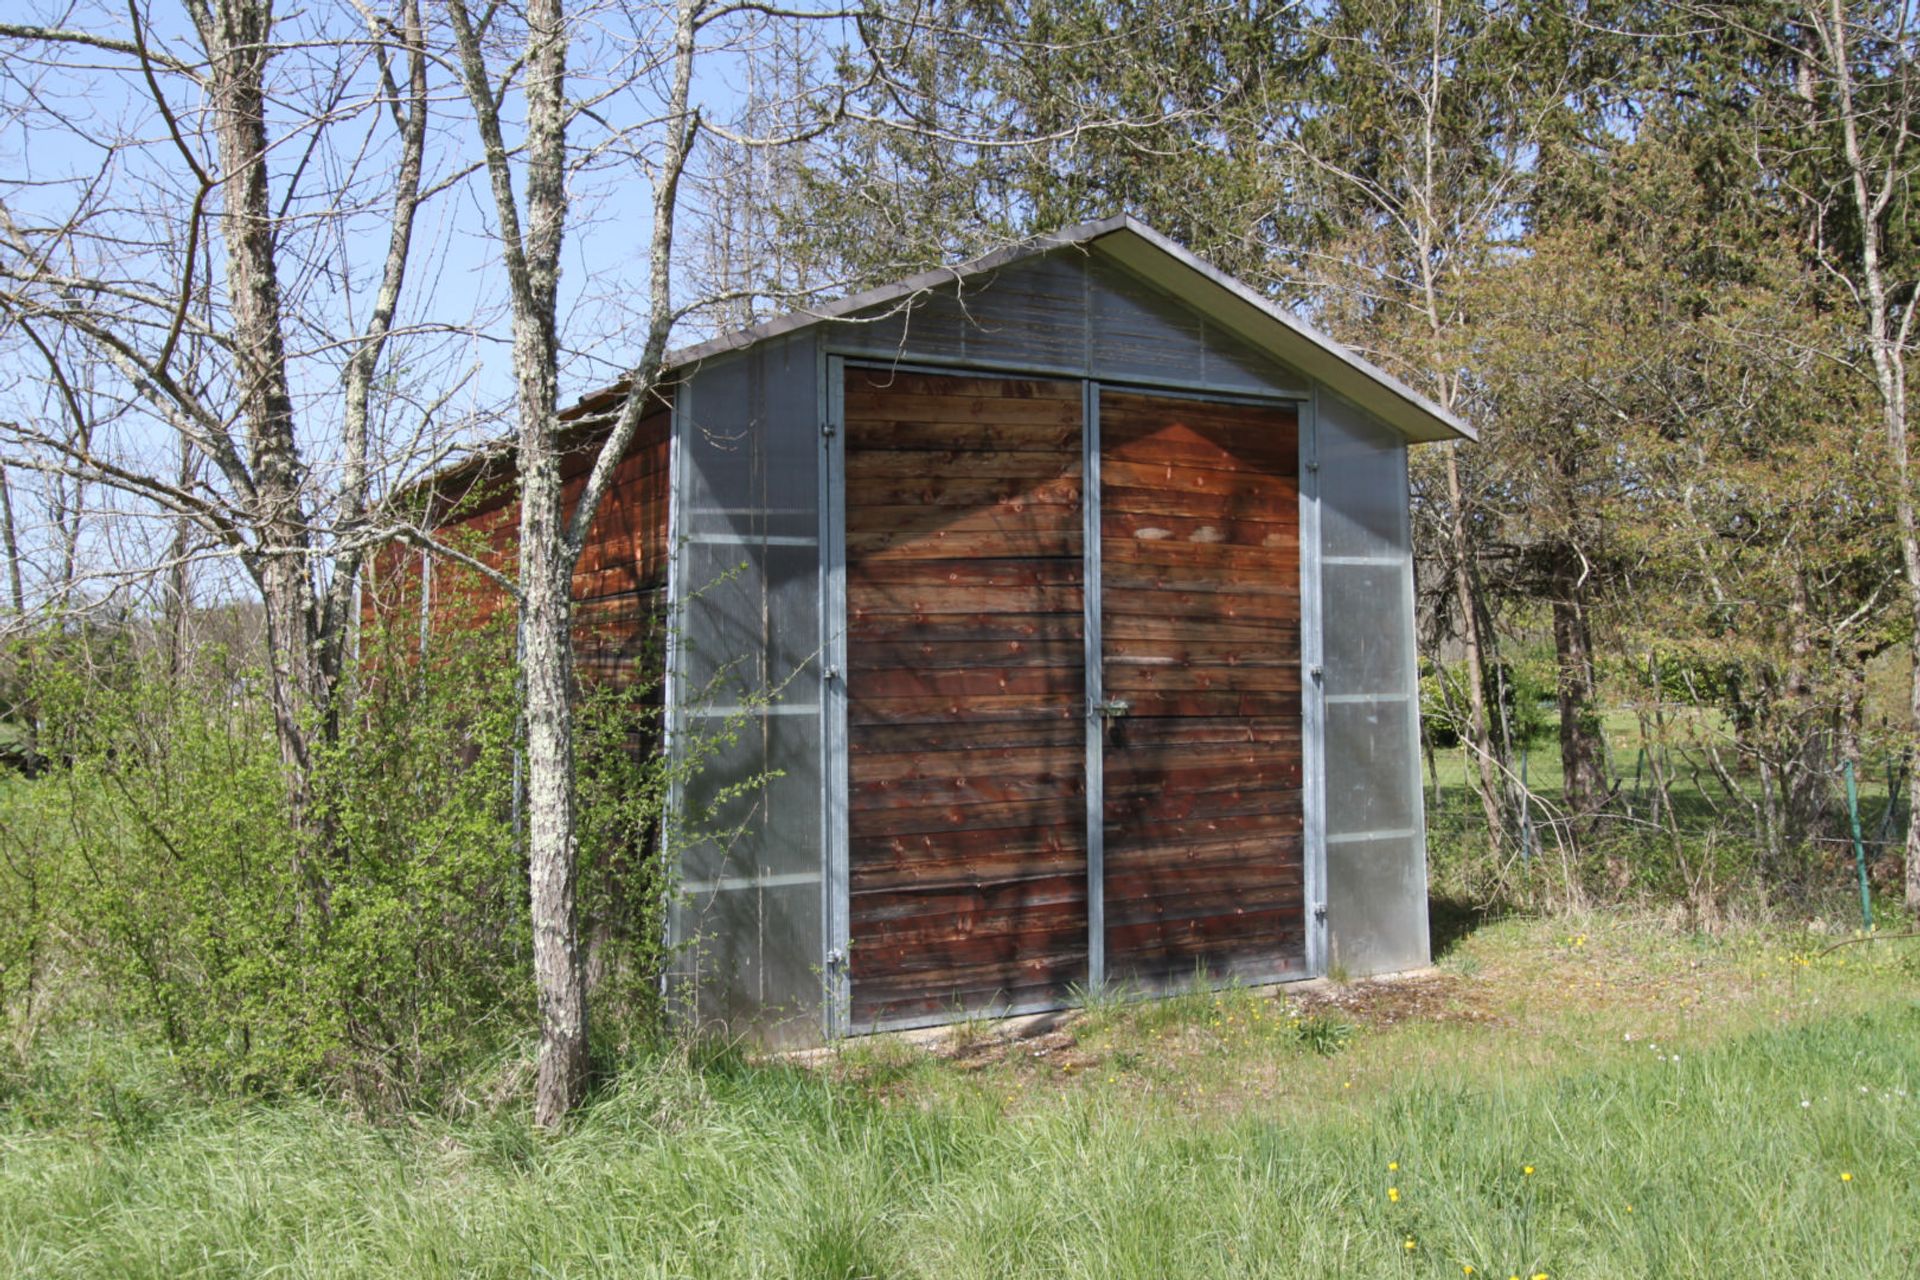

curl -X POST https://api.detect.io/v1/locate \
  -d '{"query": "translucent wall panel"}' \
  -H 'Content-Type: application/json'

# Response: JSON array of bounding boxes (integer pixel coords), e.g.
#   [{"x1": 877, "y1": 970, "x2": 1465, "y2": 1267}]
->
[
  {"x1": 825, "y1": 250, "x2": 1307, "y2": 396},
  {"x1": 1318, "y1": 393, "x2": 1430, "y2": 975},
  {"x1": 666, "y1": 334, "x2": 825, "y2": 1046}
]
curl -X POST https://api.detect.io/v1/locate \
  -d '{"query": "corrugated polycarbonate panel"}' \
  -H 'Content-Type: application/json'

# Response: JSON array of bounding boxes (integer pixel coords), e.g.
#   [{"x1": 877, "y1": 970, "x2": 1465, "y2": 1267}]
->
[
  {"x1": 666, "y1": 334, "x2": 825, "y2": 1046},
  {"x1": 1323, "y1": 835, "x2": 1428, "y2": 976},
  {"x1": 1317, "y1": 393, "x2": 1430, "y2": 975},
  {"x1": 1322, "y1": 561, "x2": 1412, "y2": 699},
  {"x1": 1320, "y1": 406, "x2": 1409, "y2": 561},
  {"x1": 1325, "y1": 698, "x2": 1420, "y2": 836},
  {"x1": 825, "y1": 249, "x2": 1308, "y2": 397}
]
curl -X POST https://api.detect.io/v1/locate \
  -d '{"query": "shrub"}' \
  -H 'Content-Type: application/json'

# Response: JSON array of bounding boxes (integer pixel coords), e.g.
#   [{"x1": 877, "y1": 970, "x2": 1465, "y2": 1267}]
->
[{"x1": 0, "y1": 593, "x2": 676, "y2": 1111}]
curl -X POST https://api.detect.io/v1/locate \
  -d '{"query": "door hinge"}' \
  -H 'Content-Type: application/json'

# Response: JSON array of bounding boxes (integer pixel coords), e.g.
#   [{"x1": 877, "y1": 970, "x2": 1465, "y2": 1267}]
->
[
  {"x1": 1313, "y1": 903, "x2": 1328, "y2": 924},
  {"x1": 821, "y1": 421, "x2": 837, "y2": 438},
  {"x1": 1309, "y1": 664, "x2": 1324, "y2": 682}
]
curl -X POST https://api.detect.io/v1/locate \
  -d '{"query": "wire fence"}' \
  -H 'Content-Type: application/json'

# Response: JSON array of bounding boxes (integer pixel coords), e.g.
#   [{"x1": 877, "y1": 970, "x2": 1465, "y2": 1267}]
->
[{"x1": 1419, "y1": 709, "x2": 1910, "y2": 922}]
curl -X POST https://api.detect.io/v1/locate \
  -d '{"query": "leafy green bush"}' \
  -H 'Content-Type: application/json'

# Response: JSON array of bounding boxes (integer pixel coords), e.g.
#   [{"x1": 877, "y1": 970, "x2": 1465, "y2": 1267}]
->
[
  {"x1": 1420, "y1": 652, "x2": 1556, "y2": 751},
  {"x1": 0, "y1": 593, "x2": 675, "y2": 1111},
  {"x1": 3, "y1": 617, "x2": 525, "y2": 1105}
]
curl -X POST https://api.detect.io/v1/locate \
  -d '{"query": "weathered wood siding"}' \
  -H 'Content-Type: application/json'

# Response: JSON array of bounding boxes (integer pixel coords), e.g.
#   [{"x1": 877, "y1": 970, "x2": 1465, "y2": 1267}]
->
[
  {"x1": 1098, "y1": 393, "x2": 1305, "y2": 985},
  {"x1": 844, "y1": 370, "x2": 1089, "y2": 1025},
  {"x1": 566, "y1": 418, "x2": 674, "y2": 698},
  {"x1": 368, "y1": 410, "x2": 674, "y2": 700}
]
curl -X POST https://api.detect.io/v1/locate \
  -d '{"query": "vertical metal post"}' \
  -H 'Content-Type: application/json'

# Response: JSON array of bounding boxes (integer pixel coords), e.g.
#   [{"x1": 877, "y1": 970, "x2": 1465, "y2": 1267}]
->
[
  {"x1": 658, "y1": 379, "x2": 688, "y2": 1007},
  {"x1": 1300, "y1": 390, "x2": 1328, "y2": 978},
  {"x1": 1395, "y1": 438, "x2": 1432, "y2": 965},
  {"x1": 1519, "y1": 743, "x2": 1533, "y2": 863},
  {"x1": 821, "y1": 355, "x2": 852, "y2": 1037},
  {"x1": 1082, "y1": 379, "x2": 1106, "y2": 992},
  {"x1": 1845, "y1": 758, "x2": 1873, "y2": 931}
]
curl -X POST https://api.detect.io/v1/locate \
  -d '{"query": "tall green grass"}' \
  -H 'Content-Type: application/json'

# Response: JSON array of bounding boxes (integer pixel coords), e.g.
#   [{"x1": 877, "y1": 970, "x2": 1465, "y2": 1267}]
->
[{"x1": 4, "y1": 996, "x2": 1915, "y2": 1278}]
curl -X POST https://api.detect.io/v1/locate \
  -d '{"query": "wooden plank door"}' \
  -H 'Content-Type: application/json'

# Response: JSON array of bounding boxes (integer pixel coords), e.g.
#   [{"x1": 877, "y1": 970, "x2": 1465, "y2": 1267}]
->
[
  {"x1": 1098, "y1": 392, "x2": 1306, "y2": 988},
  {"x1": 843, "y1": 369, "x2": 1089, "y2": 1027}
]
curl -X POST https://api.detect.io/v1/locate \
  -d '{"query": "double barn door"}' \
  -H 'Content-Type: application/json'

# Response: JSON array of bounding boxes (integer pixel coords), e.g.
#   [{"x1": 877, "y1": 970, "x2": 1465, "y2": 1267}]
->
[{"x1": 840, "y1": 366, "x2": 1305, "y2": 1028}]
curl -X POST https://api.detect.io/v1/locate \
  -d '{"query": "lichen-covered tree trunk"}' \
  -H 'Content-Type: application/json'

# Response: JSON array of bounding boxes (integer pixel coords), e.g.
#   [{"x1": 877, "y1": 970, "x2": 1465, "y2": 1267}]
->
[
  {"x1": 198, "y1": 0, "x2": 328, "y2": 830},
  {"x1": 448, "y1": 0, "x2": 702, "y2": 1125},
  {"x1": 518, "y1": 402, "x2": 589, "y2": 1126},
  {"x1": 501, "y1": 0, "x2": 591, "y2": 1127}
]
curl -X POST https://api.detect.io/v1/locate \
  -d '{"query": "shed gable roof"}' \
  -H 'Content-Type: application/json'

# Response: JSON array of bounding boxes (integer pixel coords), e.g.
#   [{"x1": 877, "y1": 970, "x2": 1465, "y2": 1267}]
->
[{"x1": 641, "y1": 215, "x2": 1471, "y2": 444}]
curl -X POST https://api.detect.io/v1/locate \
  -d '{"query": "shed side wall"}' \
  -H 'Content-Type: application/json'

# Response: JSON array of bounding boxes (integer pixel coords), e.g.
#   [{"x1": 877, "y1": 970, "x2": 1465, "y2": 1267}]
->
[
  {"x1": 666, "y1": 334, "x2": 826, "y2": 1046},
  {"x1": 1317, "y1": 391, "x2": 1430, "y2": 974},
  {"x1": 365, "y1": 410, "x2": 672, "y2": 688}
]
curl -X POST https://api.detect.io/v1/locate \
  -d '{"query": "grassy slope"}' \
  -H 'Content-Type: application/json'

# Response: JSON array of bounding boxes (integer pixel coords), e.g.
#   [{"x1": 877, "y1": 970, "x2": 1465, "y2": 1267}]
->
[{"x1": 3, "y1": 917, "x2": 1917, "y2": 1279}]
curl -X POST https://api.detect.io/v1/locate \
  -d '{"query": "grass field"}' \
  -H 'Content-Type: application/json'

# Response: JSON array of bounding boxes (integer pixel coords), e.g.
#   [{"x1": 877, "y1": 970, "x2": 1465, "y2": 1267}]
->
[{"x1": 4, "y1": 914, "x2": 1917, "y2": 1278}]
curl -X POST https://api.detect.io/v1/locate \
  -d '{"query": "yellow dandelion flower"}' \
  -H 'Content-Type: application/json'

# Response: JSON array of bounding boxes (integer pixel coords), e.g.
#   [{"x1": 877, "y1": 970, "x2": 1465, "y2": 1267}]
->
[
  {"x1": 1343, "y1": 1081, "x2": 1353, "y2": 1089},
  {"x1": 1404, "y1": 1239, "x2": 1416, "y2": 1252},
  {"x1": 1841, "y1": 1172, "x2": 1854, "y2": 1182},
  {"x1": 1388, "y1": 1187, "x2": 1401, "y2": 1203},
  {"x1": 1463, "y1": 1267, "x2": 1475, "y2": 1276},
  {"x1": 1522, "y1": 1165, "x2": 1535, "y2": 1176},
  {"x1": 1388, "y1": 1161, "x2": 1399, "y2": 1172}
]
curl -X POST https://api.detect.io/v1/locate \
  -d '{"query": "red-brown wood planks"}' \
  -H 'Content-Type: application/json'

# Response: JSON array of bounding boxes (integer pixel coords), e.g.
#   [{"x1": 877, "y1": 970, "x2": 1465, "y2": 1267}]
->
[
  {"x1": 845, "y1": 369, "x2": 1090, "y2": 1026},
  {"x1": 391, "y1": 411, "x2": 673, "y2": 690},
  {"x1": 1099, "y1": 393, "x2": 1305, "y2": 988}
]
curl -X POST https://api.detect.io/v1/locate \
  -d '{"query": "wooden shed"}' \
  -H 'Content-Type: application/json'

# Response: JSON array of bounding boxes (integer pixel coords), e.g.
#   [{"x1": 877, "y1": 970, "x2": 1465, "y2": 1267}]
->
[{"x1": 425, "y1": 217, "x2": 1471, "y2": 1046}]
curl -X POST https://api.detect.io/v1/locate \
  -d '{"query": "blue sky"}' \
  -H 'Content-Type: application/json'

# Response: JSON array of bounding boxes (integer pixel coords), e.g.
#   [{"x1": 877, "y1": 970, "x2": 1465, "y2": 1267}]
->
[{"x1": 0, "y1": 0, "x2": 856, "y2": 604}]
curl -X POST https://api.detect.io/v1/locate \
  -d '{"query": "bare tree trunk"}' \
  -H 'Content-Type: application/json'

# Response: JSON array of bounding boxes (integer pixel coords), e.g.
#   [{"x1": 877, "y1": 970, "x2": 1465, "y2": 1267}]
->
[
  {"x1": 1445, "y1": 445, "x2": 1506, "y2": 855},
  {"x1": 194, "y1": 0, "x2": 325, "y2": 808},
  {"x1": 506, "y1": 0, "x2": 591, "y2": 1127},
  {"x1": 449, "y1": 0, "x2": 705, "y2": 1126},
  {"x1": 0, "y1": 465, "x2": 23, "y2": 614},
  {"x1": 1550, "y1": 546, "x2": 1606, "y2": 822},
  {"x1": 1813, "y1": 0, "x2": 1920, "y2": 912},
  {"x1": 521, "y1": 429, "x2": 588, "y2": 1125},
  {"x1": 447, "y1": 0, "x2": 588, "y2": 1124},
  {"x1": 165, "y1": 438, "x2": 196, "y2": 675}
]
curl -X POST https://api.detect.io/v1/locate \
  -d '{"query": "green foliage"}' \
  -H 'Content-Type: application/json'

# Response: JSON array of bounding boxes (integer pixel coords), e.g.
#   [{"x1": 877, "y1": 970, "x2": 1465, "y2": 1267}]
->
[
  {"x1": 1294, "y1": 1010, "x2": 1358, "y2": 1057},
  {"x1": 0, "y1": 594, "x2": 678, "y2": 1110},
  {"x1": 573, "y1": 643, "x2": 676, "y2": 1055},
  {"x1": 1421, "y1": 653, "x2": 1554, "y2": 751},
  {"x1": 308, "y1": 612, "x2": 535, "y2": 1105},
  {"x1": 0, "y1": 615, "x2": 533, "y2": 1106}
]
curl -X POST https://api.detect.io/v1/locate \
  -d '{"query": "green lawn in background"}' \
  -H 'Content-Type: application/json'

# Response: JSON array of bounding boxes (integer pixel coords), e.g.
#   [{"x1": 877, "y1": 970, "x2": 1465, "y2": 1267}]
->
[{"x1": 4, "y1": 915, "x2": 1916, "y2": 1279}]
